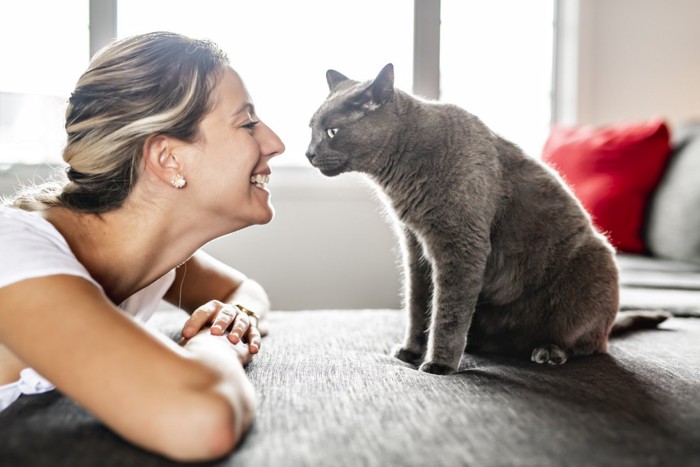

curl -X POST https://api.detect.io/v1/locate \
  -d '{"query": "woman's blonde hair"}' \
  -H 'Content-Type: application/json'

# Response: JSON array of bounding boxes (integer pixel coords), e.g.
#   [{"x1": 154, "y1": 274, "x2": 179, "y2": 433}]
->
[{"x1": 8, "y1": 31, "x2": 229, "y2": 213}]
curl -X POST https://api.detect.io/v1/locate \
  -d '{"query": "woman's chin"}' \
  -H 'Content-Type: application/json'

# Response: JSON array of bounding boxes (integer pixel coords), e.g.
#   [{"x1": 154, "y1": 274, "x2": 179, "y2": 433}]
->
[
  {"x1": 219, "y1": 205, "x2": 274, "y2": 233},
  {"x1": 251, "y1": 205, "x2": 275, "y2": 225}
]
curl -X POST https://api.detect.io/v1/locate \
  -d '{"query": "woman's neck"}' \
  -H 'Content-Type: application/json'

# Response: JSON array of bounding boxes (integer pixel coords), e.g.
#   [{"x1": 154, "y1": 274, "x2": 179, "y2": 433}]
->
[{"x1": 42, "y1": 203, "x2": 204, "y2": 305}]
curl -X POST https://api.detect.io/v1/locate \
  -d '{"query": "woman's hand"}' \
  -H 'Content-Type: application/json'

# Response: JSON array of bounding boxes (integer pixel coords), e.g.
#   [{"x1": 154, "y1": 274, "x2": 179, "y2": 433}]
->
[
  {"x1": 181, "y1": 326, "x2": 254, "y2": 367},
  {"x1": 163, "y1": 252, "x2": 271, "y2": 354},
  {"x1": 180, "y1": 301, "x2": 262, "y2": 354}
]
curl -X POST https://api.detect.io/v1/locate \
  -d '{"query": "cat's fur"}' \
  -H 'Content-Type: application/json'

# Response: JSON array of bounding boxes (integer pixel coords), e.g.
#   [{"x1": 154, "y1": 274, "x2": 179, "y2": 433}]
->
[{"x1": 306, "y1": 63, "x2": 668, "y2": 375}]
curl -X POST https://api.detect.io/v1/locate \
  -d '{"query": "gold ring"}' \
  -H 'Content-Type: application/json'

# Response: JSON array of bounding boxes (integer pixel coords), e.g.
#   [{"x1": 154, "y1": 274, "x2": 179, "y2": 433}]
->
[{"x1": 234, "y1": 304, "x2": 259, "y2": 320}]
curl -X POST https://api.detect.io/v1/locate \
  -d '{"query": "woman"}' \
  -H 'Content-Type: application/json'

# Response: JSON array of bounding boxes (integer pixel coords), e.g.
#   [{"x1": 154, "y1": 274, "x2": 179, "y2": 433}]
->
[{"x1": 0, "y1": 32, "x2": 284, "y2": 461}]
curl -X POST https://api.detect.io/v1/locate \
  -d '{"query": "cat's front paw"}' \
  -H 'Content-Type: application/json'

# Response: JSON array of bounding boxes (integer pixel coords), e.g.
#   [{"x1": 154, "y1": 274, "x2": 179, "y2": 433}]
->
[
  {"x1": 418, "y1": 362, "x2": 456, "y2": 375},
  {"x1": 391, "y1": 345, "x2": 423, "y2": 366},
  {"x1": 531, "y1": 344, "x2": 568, "y2": 365}
]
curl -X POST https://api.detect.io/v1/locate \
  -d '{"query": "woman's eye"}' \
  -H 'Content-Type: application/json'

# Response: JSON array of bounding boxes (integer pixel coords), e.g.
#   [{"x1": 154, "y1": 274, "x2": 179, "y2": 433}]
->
[
  {"x1": 326, "y1": 128, "x2": 338, "y2": 139},
  {"x1": 243, "y1": 120, "x2": 259, "y2": 131}
]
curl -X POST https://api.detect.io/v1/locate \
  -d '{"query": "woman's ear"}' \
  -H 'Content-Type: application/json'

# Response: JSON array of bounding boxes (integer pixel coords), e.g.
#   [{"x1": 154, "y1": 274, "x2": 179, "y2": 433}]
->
[{"x1": 142, "y1": 135, "x2": 185, "y2": 188}]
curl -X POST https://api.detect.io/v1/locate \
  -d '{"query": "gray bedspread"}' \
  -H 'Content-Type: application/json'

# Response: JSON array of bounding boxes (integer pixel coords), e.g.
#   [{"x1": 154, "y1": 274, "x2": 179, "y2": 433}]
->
[
  {"x1": 1, "y1": 307, "x2": 699, "y2": 467},
  {"x1": 617, "y1": 254, "x2": 700, "y2": 317}
]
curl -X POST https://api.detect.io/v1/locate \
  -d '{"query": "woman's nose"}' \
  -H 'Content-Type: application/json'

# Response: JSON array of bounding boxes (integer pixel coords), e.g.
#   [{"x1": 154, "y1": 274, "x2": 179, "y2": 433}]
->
[{"x1": 259, "y1": 124, "x2": 285, "y2": 159}]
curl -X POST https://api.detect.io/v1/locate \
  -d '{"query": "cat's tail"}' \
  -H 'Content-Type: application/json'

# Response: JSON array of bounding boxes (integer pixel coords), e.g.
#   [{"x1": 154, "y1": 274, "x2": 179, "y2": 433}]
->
[{"x1": 610, "y1": 309, "x2": 672, "y2": 336}]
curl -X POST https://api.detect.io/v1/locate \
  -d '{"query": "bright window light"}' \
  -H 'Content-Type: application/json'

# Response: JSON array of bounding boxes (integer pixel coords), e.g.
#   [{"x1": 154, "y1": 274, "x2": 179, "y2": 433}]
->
[
  {"x1": 0, "y1": 1, "x2": 553, "y2": 167},
  {"x1": 440, "y1": 0, "x2": 554, "y2": 158},
  {"x1": 0, "y1": 0, "x2": 89, "y2": 165},
  {"x1": 117, "y1": 0, "x2": 414, "y2": 166}
]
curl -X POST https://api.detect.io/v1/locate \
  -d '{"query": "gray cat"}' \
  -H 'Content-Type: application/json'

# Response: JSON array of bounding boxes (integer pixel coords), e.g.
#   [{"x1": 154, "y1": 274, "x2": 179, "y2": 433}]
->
[{"x1": 306, "y1": 63, "x2": 668, "y2": 375}]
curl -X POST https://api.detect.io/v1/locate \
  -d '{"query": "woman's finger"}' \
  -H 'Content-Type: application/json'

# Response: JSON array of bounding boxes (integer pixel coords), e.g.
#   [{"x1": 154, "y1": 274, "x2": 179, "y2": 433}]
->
[
  {"x1": 210, "y1": 305, "x2": 237, "y2": 336},
  {"x1": 181, "y1": 304, "x2": 217, "y2": 338},
  {"x1": 227, "y1": 312, "x2": 250, "y2": 344},
  {"x1": 245, "y1": 325, "x2": 262, "y2": 354}
]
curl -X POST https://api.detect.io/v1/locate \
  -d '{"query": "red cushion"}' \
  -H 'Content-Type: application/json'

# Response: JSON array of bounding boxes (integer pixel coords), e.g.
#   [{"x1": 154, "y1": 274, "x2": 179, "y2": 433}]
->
[{"x1": 542, "y1": 119, "x2": 671, "y2": 253}]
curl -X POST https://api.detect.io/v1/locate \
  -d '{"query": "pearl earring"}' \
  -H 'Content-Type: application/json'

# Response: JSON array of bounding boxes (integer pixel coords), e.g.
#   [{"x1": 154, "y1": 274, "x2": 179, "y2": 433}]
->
[{"x1": 171, "y1": 174, "x2": 187, "y2": 189}]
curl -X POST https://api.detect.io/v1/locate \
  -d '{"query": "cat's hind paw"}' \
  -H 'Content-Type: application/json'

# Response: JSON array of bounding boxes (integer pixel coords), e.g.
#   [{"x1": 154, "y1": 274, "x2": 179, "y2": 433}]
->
[
  {"x1": 531, "y1": 344, "x2": 568, "y2": 365},
  {"x1": 391, "y1": 345, "x2": 423, "y2": 366},
  {"x1": 418, "y1": 362, "x2": 456, "y2": 375}
]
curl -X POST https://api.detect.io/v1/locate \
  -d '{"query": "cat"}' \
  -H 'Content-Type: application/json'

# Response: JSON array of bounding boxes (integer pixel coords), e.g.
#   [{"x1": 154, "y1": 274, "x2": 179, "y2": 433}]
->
[{"x1": 305, "y1": 63, "x2": 669, "y2": 375}]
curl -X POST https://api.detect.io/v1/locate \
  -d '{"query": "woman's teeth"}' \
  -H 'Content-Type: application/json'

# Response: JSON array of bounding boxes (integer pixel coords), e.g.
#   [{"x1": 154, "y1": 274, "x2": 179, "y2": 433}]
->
[{"x1": 250, "y1": 174, "x2": 270, "y2": 188}]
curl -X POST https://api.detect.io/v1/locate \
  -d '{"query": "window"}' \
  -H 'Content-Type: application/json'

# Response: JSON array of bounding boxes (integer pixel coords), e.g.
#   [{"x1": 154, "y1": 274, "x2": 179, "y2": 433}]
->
[
  {"x1": 0, "y1": 0, "x2": 89, "y2": 165},
  {"x1": 0, "y1": 1, "x2": 553, "y2": 166},
  {"x1": 117, "y1": 0, "x2": 414, "y2": 166},
  {"x1": 440, "y1": 0, "x2": 554, "y2": 157}
]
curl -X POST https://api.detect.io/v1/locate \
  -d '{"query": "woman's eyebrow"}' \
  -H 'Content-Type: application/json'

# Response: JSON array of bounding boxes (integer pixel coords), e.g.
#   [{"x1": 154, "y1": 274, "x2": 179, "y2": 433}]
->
[{"x1": 232, "y1": 102, "x2": 255, "y2": 118}]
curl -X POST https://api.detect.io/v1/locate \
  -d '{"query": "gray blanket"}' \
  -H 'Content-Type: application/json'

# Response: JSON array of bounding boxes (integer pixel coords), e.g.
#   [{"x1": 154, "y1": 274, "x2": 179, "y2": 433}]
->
[
  {"x1": 617, "y1": 254, "x2": 700, "y2": 317},
  {"x1": 1, "y1": 309, "x2": 699, "y2": 467}
]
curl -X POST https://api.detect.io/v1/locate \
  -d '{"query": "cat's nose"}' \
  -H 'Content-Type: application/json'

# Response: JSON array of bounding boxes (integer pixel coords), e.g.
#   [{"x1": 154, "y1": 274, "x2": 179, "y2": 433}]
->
[{"x1": 305, "y1": 150, "x2": 315, "y2": 163}]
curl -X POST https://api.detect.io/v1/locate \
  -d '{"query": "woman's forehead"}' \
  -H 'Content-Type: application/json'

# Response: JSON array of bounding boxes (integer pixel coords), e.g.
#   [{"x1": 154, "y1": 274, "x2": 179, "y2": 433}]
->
[{"x1": 212, "y1": 67, "x2": 250, "y2": 112}]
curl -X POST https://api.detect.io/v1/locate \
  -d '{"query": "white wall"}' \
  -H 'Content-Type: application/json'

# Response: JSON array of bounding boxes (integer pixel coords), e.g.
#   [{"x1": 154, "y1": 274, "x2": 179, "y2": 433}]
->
[
  {"x1": 556, "y1": 0, "x2": 700, "y2": 127},
  {"x1": 202, "y1": 168, "x2": 403, "y2": 311}
]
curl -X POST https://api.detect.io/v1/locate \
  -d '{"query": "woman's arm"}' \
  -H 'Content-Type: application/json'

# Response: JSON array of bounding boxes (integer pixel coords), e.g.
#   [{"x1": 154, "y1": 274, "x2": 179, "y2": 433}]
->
[
  {"x1": 0, "y1": 275, "x2": 255, "y2": 462},
  {"x1": 163, "y1": 251, "x2": 271, "y2": 348}
]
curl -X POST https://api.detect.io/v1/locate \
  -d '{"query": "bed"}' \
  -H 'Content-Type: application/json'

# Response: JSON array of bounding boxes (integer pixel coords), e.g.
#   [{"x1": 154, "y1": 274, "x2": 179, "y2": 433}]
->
[{"x1": 1, "y1": 253, "x2": 699, "y2": 466}]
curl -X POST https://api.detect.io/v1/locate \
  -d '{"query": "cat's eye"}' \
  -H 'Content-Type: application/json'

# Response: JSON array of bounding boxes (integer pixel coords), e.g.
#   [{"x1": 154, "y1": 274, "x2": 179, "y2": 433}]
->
[{"x1": 326, "y1": 128, "x2": 338, "y2": 139}]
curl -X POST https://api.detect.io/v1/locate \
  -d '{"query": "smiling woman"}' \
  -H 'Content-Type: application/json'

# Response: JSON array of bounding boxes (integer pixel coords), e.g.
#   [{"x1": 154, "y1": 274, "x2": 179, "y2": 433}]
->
[
  {"x1": 0, "y1": 32, "x2": 283, "y2": 461},
  {"x1": 179, "y1": 68, "x2": 284, "y2": 230}
]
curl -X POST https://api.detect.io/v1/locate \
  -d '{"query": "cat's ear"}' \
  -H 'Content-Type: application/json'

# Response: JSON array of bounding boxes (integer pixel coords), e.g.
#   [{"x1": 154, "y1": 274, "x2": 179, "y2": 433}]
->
[
  {"x1": 370, "y1": 63, "x2": 395, "y2": 103},
  {"x1": 354, "y1": 63, "x2": 395, "y2": 110},
  {"x1": 326, "y1": 69, "x2": 349, "y2": 91}
]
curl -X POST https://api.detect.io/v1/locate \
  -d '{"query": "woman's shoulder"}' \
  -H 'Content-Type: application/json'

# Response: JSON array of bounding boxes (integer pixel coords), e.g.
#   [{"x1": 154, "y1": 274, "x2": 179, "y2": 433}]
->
[
  {"x1": 1, "y1": 204, "x2": 58, "y2": 234},
  {"x1": 0, "y1": 205, "x2": 69, "y2": 250},
  {"x1": 0, "y1": 206, "x2": 98, "y2": 289}
]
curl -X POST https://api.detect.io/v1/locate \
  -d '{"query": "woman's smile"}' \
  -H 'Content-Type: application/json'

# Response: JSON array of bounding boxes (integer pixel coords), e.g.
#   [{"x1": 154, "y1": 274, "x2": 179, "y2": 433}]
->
[{"x1": 250, "y1": 173, "x2": 270, "y2": 190}]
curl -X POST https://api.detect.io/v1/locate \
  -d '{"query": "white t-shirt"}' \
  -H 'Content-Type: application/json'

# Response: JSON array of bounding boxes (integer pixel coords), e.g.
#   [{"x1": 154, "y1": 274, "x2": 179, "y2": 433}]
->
[{"x1": 0, "y1": 206, "x2": 176, "y2": 411}]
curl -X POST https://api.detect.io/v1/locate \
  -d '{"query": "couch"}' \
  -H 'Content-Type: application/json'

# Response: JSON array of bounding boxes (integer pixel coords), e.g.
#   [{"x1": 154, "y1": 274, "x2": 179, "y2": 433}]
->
[{"x1": 1, "y1": 122, "x2": 699, "y2": 466}]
